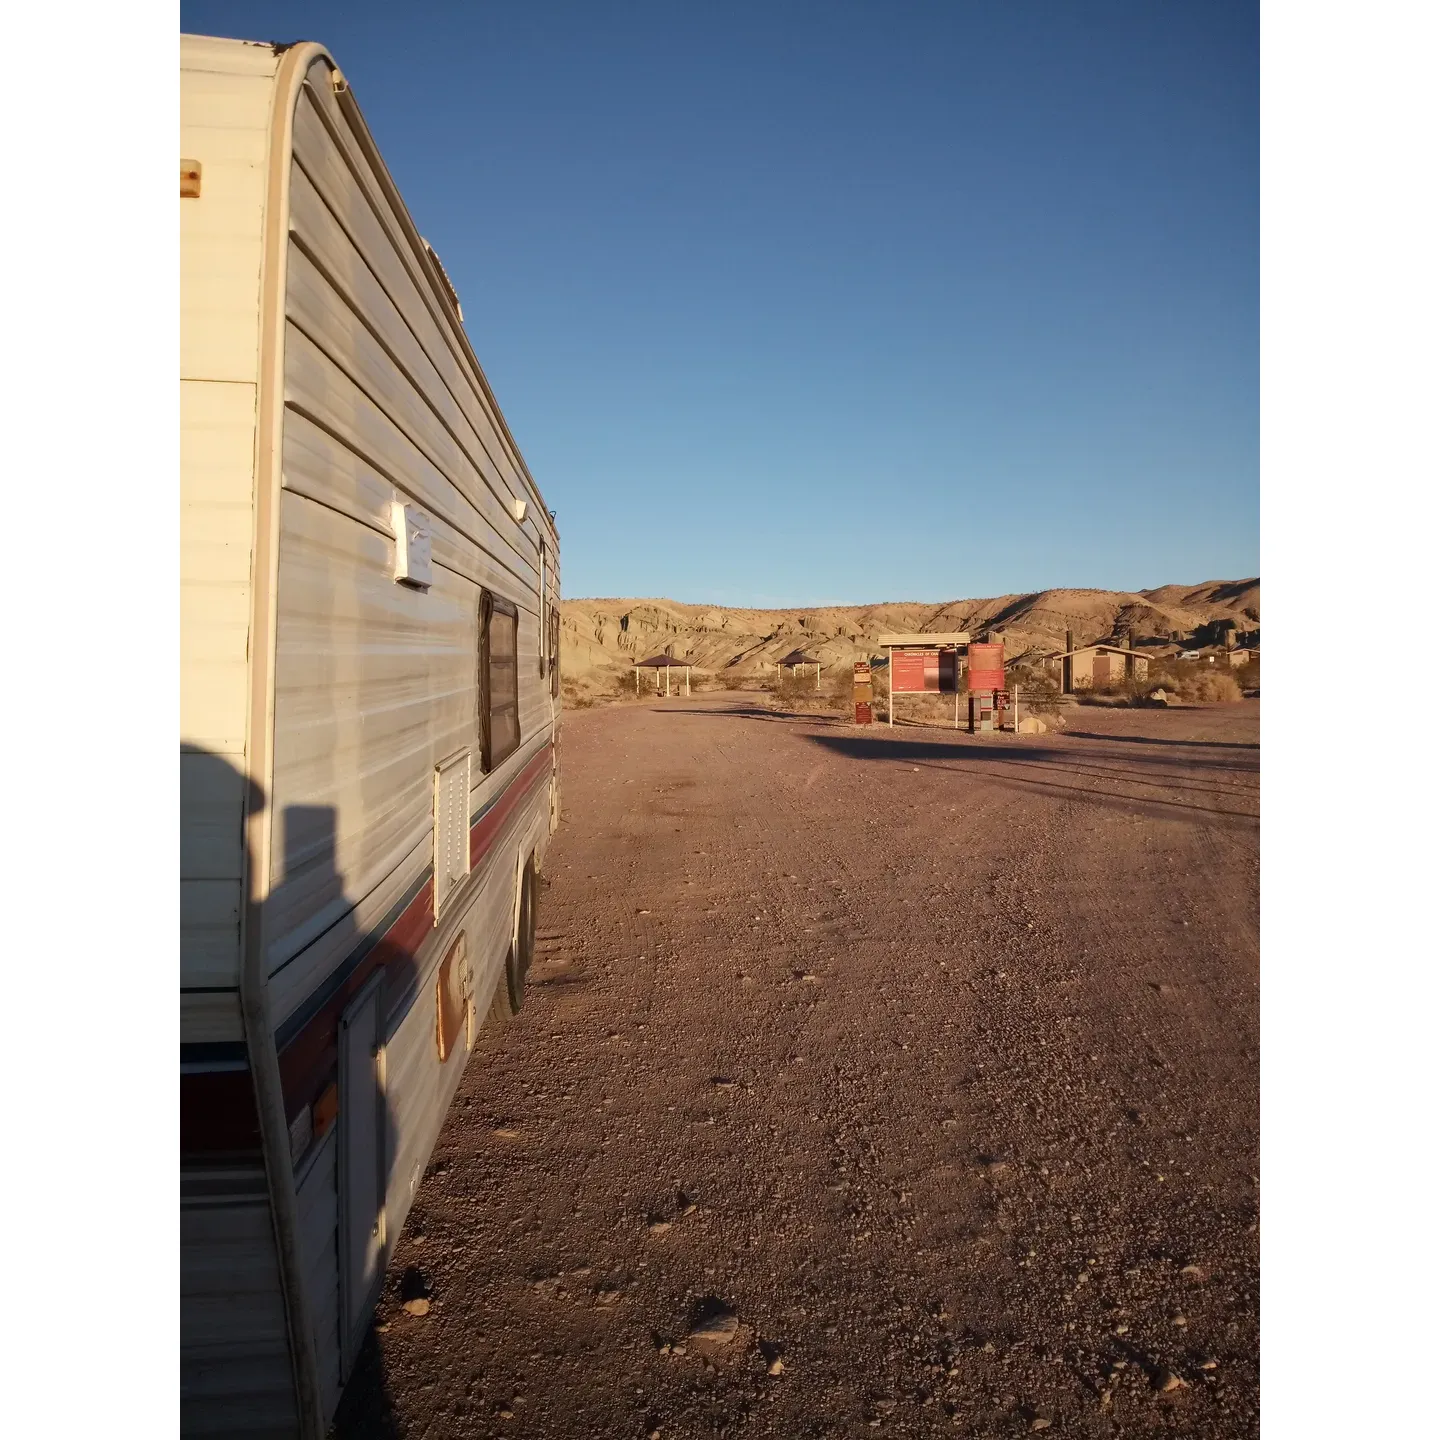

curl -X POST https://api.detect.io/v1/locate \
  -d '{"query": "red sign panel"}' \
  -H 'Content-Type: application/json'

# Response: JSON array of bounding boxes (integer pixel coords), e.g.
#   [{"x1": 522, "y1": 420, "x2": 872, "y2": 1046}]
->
[
  {"x1": 891, "y1": 648, "x2": 960, "y2": 693},
  {"x1": 887, "y1": 656, "x2": 933, "y2": 694},
  {"x1": 891, "y1": 649, "x2": 936, "y2": 693},
  {"x1": 967, "y1": 643, "x2": 1006, "y2": 692}
]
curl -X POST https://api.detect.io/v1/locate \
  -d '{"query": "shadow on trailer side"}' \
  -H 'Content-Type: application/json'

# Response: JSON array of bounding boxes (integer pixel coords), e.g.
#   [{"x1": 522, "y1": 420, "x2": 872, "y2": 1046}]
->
[
  {"x1": 182, "y1": 749, "x2": 531, "y2": 1438},
  {"x1": 182, "y1": 750, "x2": 393, "y2": 1435}
]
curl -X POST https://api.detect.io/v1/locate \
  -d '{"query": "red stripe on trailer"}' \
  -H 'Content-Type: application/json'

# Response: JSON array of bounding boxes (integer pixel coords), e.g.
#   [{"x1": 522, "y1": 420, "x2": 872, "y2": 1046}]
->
[
  {"x1": 276, "y1": 746, "x2": 553, "y2": 1120},
  {"x1": 274, "y1": 877, "x2": 435, "y2": 1135},
  {"x1": 182, "y1": 744, "x2": 553, "y2": 1155}
]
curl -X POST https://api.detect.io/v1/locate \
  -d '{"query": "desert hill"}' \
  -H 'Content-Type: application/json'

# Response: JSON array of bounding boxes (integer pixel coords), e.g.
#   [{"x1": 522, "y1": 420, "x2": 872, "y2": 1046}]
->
[{"x1": 559, "y1": 580, "x2": 1259, "y2": 688}]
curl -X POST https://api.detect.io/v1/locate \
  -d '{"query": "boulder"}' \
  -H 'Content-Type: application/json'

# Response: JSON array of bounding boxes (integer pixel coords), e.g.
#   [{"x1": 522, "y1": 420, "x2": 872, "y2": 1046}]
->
[{"x1": 1016, "y1": 716, "x2": 1048, "y2": 735}]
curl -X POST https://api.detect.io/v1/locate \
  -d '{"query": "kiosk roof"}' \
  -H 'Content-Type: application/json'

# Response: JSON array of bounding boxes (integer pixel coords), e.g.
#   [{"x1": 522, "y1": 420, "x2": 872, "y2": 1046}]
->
[{"x1": 876, "y1": 631, "x2": 971, "y2": 648}]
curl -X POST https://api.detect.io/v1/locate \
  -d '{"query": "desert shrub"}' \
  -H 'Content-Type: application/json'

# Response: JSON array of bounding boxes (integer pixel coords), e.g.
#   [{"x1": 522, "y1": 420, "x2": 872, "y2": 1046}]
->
[
  {"x1": 1232, "y1": 656, "x2": 1260, "y2": 692},
  {"x1": 827, "y1": 662, "x2": 865, "y2": 712},
  {"x1": 561, "y1": 670, "x2": 638, "y2": 707},
  {"x1": 559, "y1": 679, "x2": 596, "y2": 709},
  {"x1": 683, "y1": 671, "x2": 734, "y2": 694},
  {"x1": 1117, "y1": 668, "x2": 1170, "y2": 704},
  {"x1": 1177, "y1": 670, "x2": 1243, "y2": 703},
  {"x1": 1017, "y1": 673, "x2": 1062, "y2": 716},
  {"x1": 765, "y1": 670, "x2": 822, "y2": 707},
  {"x1": 865, "y1": 687, "x2": 891, "y2": 722},
  {"x1": 712, "y1": 668, "x2": 755, "y2": 692},
  {"x1": 890, "y1": 691, "x2": 966, "y2": 725}
]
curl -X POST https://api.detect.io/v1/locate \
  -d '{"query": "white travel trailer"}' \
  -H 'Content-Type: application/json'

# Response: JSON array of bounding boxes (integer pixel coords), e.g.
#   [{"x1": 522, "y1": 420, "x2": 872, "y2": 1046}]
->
[{"x1": 180, "y1": 35, "x2": 562, "y2": 1437}]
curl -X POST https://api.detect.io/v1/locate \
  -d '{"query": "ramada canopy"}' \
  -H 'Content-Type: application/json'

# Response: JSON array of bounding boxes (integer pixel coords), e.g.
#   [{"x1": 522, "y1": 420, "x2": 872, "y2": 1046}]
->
[
  {"x1": 634, "y1": 654, "x2": 690, "y2": 668},
  {"x1": 777, "y1": 650, "x2": 821, "y2": 666}
]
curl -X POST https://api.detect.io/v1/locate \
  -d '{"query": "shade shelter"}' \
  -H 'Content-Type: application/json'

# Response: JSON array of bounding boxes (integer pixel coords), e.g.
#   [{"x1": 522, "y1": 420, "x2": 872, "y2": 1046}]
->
[
  {"x1": 775, "y1": 649, "x2": 823, "y2": 685},
  {"x1": 634, "y1": 653, "x2": 692, "y2": 696}
]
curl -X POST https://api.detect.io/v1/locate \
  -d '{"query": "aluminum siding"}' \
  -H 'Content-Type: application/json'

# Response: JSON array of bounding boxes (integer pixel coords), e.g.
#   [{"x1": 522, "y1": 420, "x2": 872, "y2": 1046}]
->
[
  {"x1": 263, "y1": 53, "x2": 560, "y2": 1425},
  {"x1": 180, "y1": 40, "x2": 278, "y2": 1022}
]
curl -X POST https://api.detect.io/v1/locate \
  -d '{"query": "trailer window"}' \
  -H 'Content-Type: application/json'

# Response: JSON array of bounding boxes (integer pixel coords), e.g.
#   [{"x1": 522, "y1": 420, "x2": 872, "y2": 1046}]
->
[
  {"x1": 548, "y1": 605, "x2": 561, "y2": 699},
  {"x1": 479, "y1": 591, "x2": 520, "y2": 771}
]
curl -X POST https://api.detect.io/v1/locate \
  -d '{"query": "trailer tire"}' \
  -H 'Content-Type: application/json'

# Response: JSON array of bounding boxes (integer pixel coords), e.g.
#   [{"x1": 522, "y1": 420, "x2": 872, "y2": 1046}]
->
[
  {"x1": 484, "y1": 971, "x2": 514, "y2": 1032},
  {"x1": 487, "y1": 856, "x2": 538, "y2": 1024}
]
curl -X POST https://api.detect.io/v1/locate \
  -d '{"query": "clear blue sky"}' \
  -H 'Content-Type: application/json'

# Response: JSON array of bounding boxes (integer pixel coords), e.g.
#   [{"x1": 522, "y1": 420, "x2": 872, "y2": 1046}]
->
[{"x1": 183, "y1": 1, "x2": 1258, "y2": 605}]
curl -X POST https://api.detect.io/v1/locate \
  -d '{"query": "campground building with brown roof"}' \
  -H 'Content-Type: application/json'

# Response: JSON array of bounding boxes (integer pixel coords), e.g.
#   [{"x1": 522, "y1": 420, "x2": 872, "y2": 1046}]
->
[{"x1": 1044, "y1": 643, "x2": 1150, "y2": 693}]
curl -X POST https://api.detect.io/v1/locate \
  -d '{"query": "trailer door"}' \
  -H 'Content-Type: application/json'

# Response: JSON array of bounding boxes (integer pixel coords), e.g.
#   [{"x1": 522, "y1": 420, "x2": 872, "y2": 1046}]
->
[{"x1": 338, "y1": 974, "x2": 386, "y2": 1371}]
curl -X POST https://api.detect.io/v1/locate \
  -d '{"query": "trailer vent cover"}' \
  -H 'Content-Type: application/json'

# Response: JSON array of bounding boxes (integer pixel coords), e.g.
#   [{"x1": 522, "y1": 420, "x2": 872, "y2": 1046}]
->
[{"x1": 433, "y1": 750, "x2": 471, "y2": 919}]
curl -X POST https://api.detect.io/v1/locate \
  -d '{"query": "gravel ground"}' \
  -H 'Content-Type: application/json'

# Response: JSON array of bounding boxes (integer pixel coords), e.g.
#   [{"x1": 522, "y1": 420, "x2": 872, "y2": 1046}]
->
[{"x1": 334, "y1": 695, "x2": 1259, "y2": 1440}]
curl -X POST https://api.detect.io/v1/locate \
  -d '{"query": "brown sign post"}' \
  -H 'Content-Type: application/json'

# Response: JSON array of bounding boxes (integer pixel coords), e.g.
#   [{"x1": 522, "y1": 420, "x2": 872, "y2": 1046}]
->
[
  {"x1": 853, "y1": 661, "x2": 873, "y2": 725},
  {"x1": 966, "y1": 641, "x2": 1006, "y2": 733}
]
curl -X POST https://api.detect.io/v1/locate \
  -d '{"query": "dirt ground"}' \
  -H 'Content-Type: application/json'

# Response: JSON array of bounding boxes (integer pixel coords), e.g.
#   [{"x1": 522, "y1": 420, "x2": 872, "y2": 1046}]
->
[{"x1": 335, "y1": 696, "x2": 1259, "y2": 1440}]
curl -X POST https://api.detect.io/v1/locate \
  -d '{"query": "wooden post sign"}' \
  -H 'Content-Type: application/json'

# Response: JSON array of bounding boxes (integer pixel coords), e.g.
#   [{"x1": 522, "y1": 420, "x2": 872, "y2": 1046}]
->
[{"x1": 853, "y1": 661, "x2": 873, "y2": 725}]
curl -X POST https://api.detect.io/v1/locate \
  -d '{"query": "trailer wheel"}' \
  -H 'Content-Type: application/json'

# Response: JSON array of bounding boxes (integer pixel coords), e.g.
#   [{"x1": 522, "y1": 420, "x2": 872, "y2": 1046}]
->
[{"x1": 488, "y1": 857, "x2": 537, "y2": 1023}]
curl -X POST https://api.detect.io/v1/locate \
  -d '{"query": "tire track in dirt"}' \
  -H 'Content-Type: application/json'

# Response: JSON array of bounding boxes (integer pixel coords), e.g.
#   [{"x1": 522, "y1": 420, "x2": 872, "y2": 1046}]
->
[{"x1": 336, "y1": 696, "x2": 1259, "y2": 1440}]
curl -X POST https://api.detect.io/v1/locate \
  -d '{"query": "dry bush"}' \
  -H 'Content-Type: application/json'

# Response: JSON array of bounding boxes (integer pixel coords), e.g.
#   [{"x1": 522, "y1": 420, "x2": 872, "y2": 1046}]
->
[
  {"x1": 1012, "y1": 670, "x2": 1061, "y2": 716},
  {"x1": 562, "y1": 670, "x2": 636, "y2": 708},
  {"x1": 766, "y1": 670, "x2": 823, "y2": 707},
  {"x1": 684, "y1": 672, "x2": 733, "y2": 694},
  {"x1": 817, "y1": 660, "x2": 891, "y2": 720},
  {"x1": 871, "y1": 665, "x2": 890, "y2": 722},
  {"x1": 828, "y1": 663, "x2": 863, "y2": 712},
  {"x1": 1232, "y1": 656, "x2": 1260, "y2": 692},
  {"x1": 559, "y1": 679, "x2": 596, "y2": 709},
  {"x1": 711, "y1": 668, "x2": 755, "y2": 692},
  {"x1": 1177, "y1": 670, "x2": 1243, "y2": 703},
  {"x1": 891, "y1": 690, "x2": 969, "y2": 726}
]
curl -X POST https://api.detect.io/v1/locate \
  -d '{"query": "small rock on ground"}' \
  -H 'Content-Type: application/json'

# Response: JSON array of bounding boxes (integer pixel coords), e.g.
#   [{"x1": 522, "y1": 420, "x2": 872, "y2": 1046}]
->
[{"x1": 688, "y1": 1302, "x2": 739, "y2": 1344}]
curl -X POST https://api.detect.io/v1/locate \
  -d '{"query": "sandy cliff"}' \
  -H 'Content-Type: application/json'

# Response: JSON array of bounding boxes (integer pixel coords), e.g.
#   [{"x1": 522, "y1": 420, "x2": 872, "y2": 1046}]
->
[{"x1": 559, "y1": 580, "x2": 1259, "y2": 687}]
